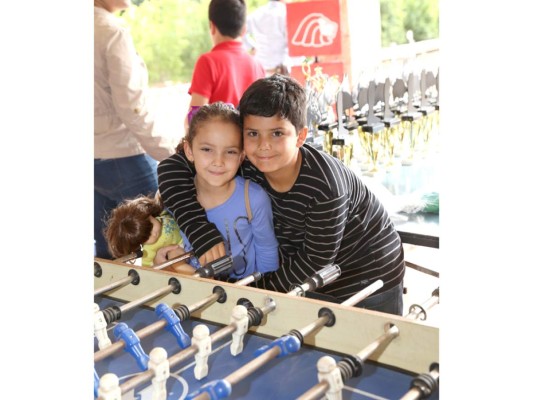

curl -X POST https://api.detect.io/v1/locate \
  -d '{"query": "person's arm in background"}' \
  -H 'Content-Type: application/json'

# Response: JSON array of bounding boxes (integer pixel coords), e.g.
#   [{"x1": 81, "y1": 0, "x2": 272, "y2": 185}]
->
[
  {"x1": 183, "y1": 55, "x2": 212, "y2": 132},
  {"x1": 106, "y1": 27, "x2": 175, "y2": 161},
  {"x1": 184, "y1": 93, "x2": 209, "y2": 133},
  {"x1": 157, "y1": 152, "x2": 226, "y2": 265},
  {"x1": 242, "y1": 18, "x2": 257, "y2": 56}
]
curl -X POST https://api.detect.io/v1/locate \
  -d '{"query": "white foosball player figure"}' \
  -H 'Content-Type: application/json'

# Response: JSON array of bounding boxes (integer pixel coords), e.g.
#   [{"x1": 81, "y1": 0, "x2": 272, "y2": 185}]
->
[
  {"x1": 230, "y1": 305, "x2": 249, "y2": 356},
  {"x1": 192, "y1": 324, "x2": 211, "y2": 379},
  {"x1": 317, "y1": 356, "x2": 343, "y2": 400},
  {"x1": 98, "y1": 373, "x2": 121, "y2": 400},
  {"x1": 94, "y1": 303, "x2": 112, "y2": 350},
  {"x1": 148, "y1": 347, "x2": 170, "y2": 400}
]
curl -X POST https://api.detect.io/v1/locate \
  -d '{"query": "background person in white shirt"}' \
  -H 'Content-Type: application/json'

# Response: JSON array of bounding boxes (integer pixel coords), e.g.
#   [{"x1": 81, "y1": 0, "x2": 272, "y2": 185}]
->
[
  {"x1": 94, "y1": 0, "x2": 176, "y2": 259},
  {"x1": 244, "y1": 0, "x2": 292, "y2": 76}
]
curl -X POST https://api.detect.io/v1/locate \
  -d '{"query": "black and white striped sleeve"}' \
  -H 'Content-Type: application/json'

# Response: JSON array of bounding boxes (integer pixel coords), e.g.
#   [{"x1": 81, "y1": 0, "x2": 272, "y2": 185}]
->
[
  {"x1": 263, "y1": 193, "x2": 350, "y2": 292},
  {"x1": 157, "y1": 152, "x2": 223, "y2": 258}
]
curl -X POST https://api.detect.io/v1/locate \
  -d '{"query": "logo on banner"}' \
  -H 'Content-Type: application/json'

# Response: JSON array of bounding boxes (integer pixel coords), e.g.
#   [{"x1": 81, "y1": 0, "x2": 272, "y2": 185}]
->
[
  {"x1": 291, "y1": 13, "x2": 338, "y2": 48},
  {"x1": 286, "y1": 0, "x2": 341, "y2": 56}
]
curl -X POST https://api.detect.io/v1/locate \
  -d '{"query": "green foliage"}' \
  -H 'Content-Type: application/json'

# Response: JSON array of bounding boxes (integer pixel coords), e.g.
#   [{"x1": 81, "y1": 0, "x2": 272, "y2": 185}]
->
[
  {"x1": 380, "y1": 0, "x2": 439, "y2": 46},
  {"x1": 247, "y1": 0, "x2": 269, "y2": 11},
  {"x1": 380, "y1": 0, "x2": 406, "y2": 46},
  {"x1": 121, "y1": 0, "x2": 212, "y2": 84},
  {"x1": 403, "y1": 0, "x2": 439, "y2": 41}
]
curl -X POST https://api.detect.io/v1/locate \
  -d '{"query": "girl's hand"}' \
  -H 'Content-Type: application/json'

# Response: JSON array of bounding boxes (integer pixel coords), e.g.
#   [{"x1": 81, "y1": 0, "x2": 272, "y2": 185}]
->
[
  {"x1": 153, "y1": 244, "x2": 183, "y2": 266},
  {"x1": 198, "y1": 242, "x2": 226, "y2": 266}
]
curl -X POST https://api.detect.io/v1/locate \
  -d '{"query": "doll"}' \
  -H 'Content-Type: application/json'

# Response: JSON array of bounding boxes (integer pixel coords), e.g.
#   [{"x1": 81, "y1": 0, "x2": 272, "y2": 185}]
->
[{"x1": 104, "y1": 194, "x2": 194, "y2": 274}]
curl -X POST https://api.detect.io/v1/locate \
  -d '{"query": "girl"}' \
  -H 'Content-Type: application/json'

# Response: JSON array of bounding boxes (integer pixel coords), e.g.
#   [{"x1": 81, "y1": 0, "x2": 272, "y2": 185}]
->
[{"x1": 171, "y1": 102, "x2": 279, "y2": 279}]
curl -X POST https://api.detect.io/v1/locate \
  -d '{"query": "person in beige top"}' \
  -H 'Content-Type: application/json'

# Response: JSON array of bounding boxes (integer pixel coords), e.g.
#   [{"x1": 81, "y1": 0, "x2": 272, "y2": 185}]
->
[{"x1": 94, "y1": 0, "x2": 176, "y2": 259}]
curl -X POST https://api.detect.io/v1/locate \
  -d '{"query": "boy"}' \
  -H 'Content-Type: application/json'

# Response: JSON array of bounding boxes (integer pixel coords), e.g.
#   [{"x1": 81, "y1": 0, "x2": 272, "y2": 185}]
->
[
  {"x1": 185, "y1": 0, "x2": 265, "y2": 129},
  {"x1": 158, "y1": 75, "x2": 405, "y2": 315}
]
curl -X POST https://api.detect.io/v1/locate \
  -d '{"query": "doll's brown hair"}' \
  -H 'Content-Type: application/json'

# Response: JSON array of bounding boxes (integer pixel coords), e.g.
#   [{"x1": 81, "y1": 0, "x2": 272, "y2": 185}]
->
[{"x1": 104, "y1": 195, "x2": 164, "y2": 258}]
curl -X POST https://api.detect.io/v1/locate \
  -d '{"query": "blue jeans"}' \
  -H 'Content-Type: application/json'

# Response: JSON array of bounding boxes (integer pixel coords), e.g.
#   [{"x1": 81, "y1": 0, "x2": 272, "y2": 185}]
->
[
  {"x1": 94, "y1": 154, "x2": 158, "y2": 259},
  {"x1": 355, "y1": 281, "x2": 404, "y2": 316}
]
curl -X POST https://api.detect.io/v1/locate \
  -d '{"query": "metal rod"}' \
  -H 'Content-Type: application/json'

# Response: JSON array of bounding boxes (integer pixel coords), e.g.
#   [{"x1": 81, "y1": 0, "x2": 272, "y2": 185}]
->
[
  {"x1": 297, "y1": 315, "x2": 331, "y2": 338},
  {"x1": 401, "y1": 390, "x2": 421, "y2": 400},
  {"x1": 225, "y1": 347, "x2": 281, "y2": 386},
  {"x1": 287, "y1": 281, "x2": 312, "y2": 296},
  {"x1": 113, "y1": 250, "x2": 142, "y2": 263},
  {"x1": 120, "y1": 345, "x2": 199, "y2": 394},
  {"x1": 357, "y1": 324, "x2": 399, "y2": 361},
  {"x1": 209, "y1": 325, "x2": 236, "y2": 344},
  {"x1": 260, "y1": 297, "x2": 277, "y2": 315},
  {"x1": 287, "y1": 264, "x2": 341, "y2": 296},
  {"x1": 406, "y1": 297, "x2": 439, "y2": 320},
  {"x1": 296, "y1": 381, "x2": 330, "y2": 400},
  {"x1": 341, "y1": 279, "x2": 383, "y2": 307},
  {"x1": 187, "y1": 293, "x2": 220, "y2": 315},
  {"x1": 405, "y1": 261, "x2": 439, "y2": 278},
  {"x1": 94, "y1": 275, "x2": 134, "y2": 297},
  {"x1": 399, "y1": 368, "x2": 439, "y2": 400},
  {"x1": 296, "y1": 281, "x2": 382, "y2": 340},
  {"x1": 310, "y1": 264, "x2": 341, "y2": 288},
  {"x1": 119, "y1": 284, "x2": 175, "y2": 315},
  {"x1": 197, "y1": 297, "x2": 278, "y2": 346},
  {"x1": 152, "y1": 251, "x2": 194, "y2": 270},
  {"x1": 94, "y1": 319, "x2": 167, "y2": 362},
  {"x1": 94, "y1": 340, "x2": 124, "y2": 363},
  {"x1": 234, "y1": 272, "x2": 262, "y2": 286}
]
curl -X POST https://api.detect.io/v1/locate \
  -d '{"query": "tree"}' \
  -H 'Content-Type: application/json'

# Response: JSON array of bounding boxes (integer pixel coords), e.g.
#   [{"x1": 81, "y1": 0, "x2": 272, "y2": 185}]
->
[
  {"x1": 380, "y1": 0, "x2": 406, "y2": 46},
  {"x1": 121, "y1": 0, "x2": 212, "y2": 84},
  {"x1": 380, "y1": 0, "x2": 439, "y2": 46},
  {"x1": 403, "y1": 0, "x2": 439, "y2": 42}
]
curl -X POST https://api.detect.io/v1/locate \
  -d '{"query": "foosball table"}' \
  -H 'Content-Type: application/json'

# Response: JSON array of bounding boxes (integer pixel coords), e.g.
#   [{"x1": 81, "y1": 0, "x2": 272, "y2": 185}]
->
[{"x1": 94, "y1": 258, "x2": 439, "y2": 399}]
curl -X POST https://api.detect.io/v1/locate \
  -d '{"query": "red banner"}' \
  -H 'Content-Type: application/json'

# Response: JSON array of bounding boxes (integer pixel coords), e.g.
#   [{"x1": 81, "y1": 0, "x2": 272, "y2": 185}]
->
[{"x1": 286, "y1": 0, "x2": 341, "y2": 57}]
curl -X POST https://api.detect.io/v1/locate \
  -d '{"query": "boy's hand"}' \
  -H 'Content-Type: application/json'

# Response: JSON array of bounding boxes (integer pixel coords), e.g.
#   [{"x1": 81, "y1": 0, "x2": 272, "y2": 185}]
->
[{"x1": 198, "y1": 242, "x2": 226, "y2": 266}]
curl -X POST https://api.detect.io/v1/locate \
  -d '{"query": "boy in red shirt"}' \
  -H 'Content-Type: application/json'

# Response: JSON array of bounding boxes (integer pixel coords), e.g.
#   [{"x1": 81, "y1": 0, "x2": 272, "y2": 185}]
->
[{"x1": 185, "y1": 0, "x2": 265, "y2": 130}]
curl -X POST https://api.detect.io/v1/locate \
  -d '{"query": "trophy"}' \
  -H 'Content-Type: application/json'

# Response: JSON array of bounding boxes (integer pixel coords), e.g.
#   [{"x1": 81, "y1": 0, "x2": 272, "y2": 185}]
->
[{"x1": 400, "y1": 73, "x2": 422, "y2": 165}]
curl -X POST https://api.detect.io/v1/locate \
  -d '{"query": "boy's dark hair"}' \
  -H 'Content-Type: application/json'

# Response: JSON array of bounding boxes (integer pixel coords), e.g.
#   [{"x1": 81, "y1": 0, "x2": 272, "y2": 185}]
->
[
  {"x1": 177, "y1": 102, "x2": 242, "y2": 153},
  {"x1": 238, "y1": 74, "x2": 307, "y2": 131},
  {"x1": 208, "y1": 0, "x2": 246, "y2": 38}
]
